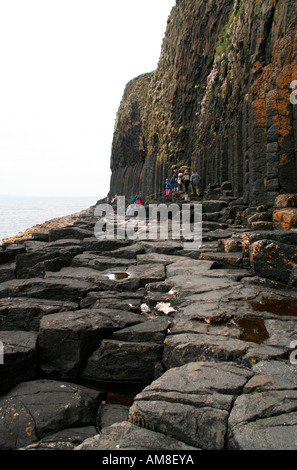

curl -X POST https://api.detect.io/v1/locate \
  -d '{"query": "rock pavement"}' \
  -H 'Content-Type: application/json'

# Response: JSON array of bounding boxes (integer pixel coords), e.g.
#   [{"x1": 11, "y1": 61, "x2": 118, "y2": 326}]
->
[{"x1": 0, "y1": 197, "x2": 297, "y2": 450}]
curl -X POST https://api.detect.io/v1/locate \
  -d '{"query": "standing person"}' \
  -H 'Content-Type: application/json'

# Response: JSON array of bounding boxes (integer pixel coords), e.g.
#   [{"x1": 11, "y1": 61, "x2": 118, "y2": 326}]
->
[
  {"x1": 190, "y1": 171, "x2": 201, "y2": 197},
  {"x1": 178, "y1": 170, "x2": 183, "y2": 192},
  {"x1": 170, "y1": 172, "x2": 178, "y2": 192},
  {"x1": 165, "y1": 179, "x2": 171, "y2": 196},
  {"x1": 182, "y1": 170, "x2": 190, "y2": 194}
]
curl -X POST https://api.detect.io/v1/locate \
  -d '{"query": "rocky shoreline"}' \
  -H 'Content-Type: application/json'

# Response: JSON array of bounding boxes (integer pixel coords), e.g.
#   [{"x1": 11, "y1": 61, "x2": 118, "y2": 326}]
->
[
  {"x1": 0, "y1": 190, "x2": 297, "y2": 450},
  {"x1": 1, "y1": 206, "x2": 95, "y2": 245}
]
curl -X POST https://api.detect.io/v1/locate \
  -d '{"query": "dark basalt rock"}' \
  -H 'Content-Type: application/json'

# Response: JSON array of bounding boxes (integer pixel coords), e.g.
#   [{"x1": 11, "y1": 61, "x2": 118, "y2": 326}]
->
[
  {"x1": 0, "y1": 380, "x2": 102, "y2": 450},
  {"x1": 15, "y1": 244, "x2": 82, "y2": 279},
  {"x1": 0, "y1": 277, "x2": 94, "y2": 301},
  {"x1": 0, "y1": 297, "x2": 79, "y2": 332},
  {"x1": 37, "y1": 310, "x2": 119, "y2": 379},
  {"x1": 20, "y1": 426, "x2": 98, "y2": 450},
  {"x1": 0, "y1": 262, "x2": 15, "y2": 283},
  {"x1": 48, "y1": 226, "x2": 94, "y2": 242},
  {"x1": 0, "y1": 331, "x2": 38, "y2": 395},
  {"x1": 82, "y1": 339, "x2": 163, "y2": 383},
  {"x1": 111, "y1": 317, "x2": 170, "y2": 344},
  {"x1": 249, "y1": 239, "x2": 297, "y2": 283}
]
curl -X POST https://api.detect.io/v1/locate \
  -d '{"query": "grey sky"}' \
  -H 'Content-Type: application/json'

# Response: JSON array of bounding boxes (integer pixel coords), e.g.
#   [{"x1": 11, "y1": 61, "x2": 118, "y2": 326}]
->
[{"x1": 0, "y1": 0, "x2": 175, "y2": 198}]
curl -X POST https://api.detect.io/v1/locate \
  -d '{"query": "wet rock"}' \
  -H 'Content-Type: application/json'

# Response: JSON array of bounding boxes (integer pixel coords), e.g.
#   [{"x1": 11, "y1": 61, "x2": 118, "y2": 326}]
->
[
  {"x1": 38, "y1": 309, "x2": 120, "y2": 379},
  {"x1": 0, "y1": 247, "x2": 15, "y2": 265},
  {"x1": 0, "y1": 331, "x2": 38, "y2": 396},
  {"x1": 129, "y1": 362, "x2": 252, "y2": 450},
  {"x1": 202, "y1": 200, "x2": 228, "y2": 213},
  {"x1": 85, "y1": 307, "x2": 146, "y2": 330},
  {"x1": 46, "y1": 264, "x2": 164, "y2": 291},
  {"x1": 228, "y1": 361, "x2": 297, "y2": 450},
  {"x1": 0, "y1": 380, "x2": 102, "y2": 450},
  {"x1": 15, "y1": 244, "x2": 82, "y2": 279},
  {"x1": 75, "y1": 421, "x2": 199, "y2": 450},
  {"x1": 250, "y1": 239, "x2": 297, "y2": 283},
  {"x1": 0, "y1": 262, "x2": 15, "y2": 283},
  {"x1": 111, "y1": 317, "x2": 170, "y2": 343},
  {"x1": 20, "y1": 426, "x2": 97, "y2": 450},
  {"x1": 80, "y1": 290, "x2": 143, "y2": 312},
  {"x1": 167, "y1": 268, "x2": 235, "y2": 294},
  {"x1": 48, "y1": 226, "x2": 94, "y2": 242},
  {"x1": 140, "y1": 240, "x2": 184, "y2": 255},
  {"x1": 0, "y1": 297, "x2": 78, "y2": 331},
  {"x1": 101, "y1": 243, "x2": 145, "y2": 259},
  {"x1": 166, "y1": 259, "x2": 214, "y2": 277},
  {"x1": 199, "y1": 251, "x2": 243, "y2": 269},
  {"x1": 46, "y1": 266, "x2": 140, "y2": 292},
  {"x1": 81, "y1": 237, "x2": 131, "y2": 253},
  {"x1": 128, "y1": 264, "x2": 166, "y2": 286},
  {"x1": 168, "y1": 318, "x2": 241, "y2": 338},
  {"x1": 203, "y1": 229, "x2": 234, "y2": 241},
  {"x1": 4, "y1": 243, "x2": 27, "y2": 259},
  {"x1": 136, "y1": 253, "x2": 187, "y2": 265},
  {"x1": 0, "y1": 277, "x2": 94, "y2": 302},
  {"x1": 202, "y1": 221, "x2": 229, "y2": 231},
  {"x1": 82, "y1": 339, "x2": 163, "y2": 383},
  {"x1": 98, "y1": 403, "x2": 129, "y2": 430},
  {"x1": 163, "y1": 332, "x2": 250, "y2": 369},
  {"x1": 31, "y1": 232, "x2": 50, "y2": 242},
  {"x1": 71, "y1": 252, "x2": 136, "y2": 271}
]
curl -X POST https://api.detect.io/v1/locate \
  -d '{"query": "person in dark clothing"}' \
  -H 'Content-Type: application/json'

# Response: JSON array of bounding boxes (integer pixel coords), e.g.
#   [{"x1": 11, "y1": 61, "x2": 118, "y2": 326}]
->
[
  {"x1": 170, "y1": 173, "x2": 178, "y2": 192},
  {"x1": 190, "y1": 171, "x2": 201, "y2": 197},
  {"x1": 182, "y1": 170, "x2": 190, "y2": 194}
]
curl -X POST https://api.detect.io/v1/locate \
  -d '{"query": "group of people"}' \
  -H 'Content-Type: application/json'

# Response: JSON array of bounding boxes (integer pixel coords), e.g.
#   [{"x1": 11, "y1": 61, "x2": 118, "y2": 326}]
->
[
  {"x1": 126, "y1": 195, "x2": 143, "y2": 216},
  {"x1": 107, "y1": 193, "x2": 143, "y2": 206},
  {"x1": 165, "y1": 169, "x2": 202, "y2": 198},
  {"x1": 130, "y1": 195, "x2": 142, "y2": 205},
  {"x1": 106, "y1": 193, "x2": 118, "y2": 204}
]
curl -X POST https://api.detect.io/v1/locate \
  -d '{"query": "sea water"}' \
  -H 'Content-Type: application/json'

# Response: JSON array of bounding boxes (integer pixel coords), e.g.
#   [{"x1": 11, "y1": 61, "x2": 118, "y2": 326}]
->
[{"x1": 0, "y1": 195, "x2": 99, "y2": 242}]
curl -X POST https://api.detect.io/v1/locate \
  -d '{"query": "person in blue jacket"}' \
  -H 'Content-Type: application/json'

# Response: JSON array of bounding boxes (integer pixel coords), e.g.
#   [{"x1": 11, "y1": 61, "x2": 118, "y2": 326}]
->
[{"x1": 165, "y1": 179, "x2": 171, "y2": 196}]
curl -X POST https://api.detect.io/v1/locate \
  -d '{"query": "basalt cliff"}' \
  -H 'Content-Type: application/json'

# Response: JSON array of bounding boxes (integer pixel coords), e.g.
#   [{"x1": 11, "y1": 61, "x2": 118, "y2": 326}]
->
[{"x1": 110, "y1": 0, "x2": 297, "y2": 208}]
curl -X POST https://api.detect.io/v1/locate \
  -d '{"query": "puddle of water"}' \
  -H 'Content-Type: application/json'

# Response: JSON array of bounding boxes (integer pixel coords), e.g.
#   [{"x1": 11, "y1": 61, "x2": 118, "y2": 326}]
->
[
  {"x1": 106, "y1": 272, "x2": 130, "y2": 280},
  {"x1": 249, "y1": 297, "x2": 297, "y2": 317},
  {"x1": 235, "y1": 317, "x2": 269, "y2": 344},
  {"x1": 82, "y1": 380, "x2": 146, "y2": 406}
]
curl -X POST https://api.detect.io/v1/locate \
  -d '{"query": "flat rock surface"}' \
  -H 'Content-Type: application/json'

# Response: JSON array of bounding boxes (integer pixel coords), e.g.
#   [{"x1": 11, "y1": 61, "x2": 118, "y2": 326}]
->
[
  {"x1": 0, "y1": 208, "x2": 297, "y2": 450},
  {"x1": 75, "y1": 422, "x2": 199, "y2": 450},
  {"x1": 82, "y1": 339, "x2": 163, "y2": 383},
  {"x1": 0, "y1": 297, "x2": 78, "y2": 331},
  {"x1": 20, "y1": 426, "x2": 98, "y2": 450},
  {"x1": 0, "y1": 380, "x2": 103, "y2": 450},
  {"x1": 129, "y1": 361, "x2": 252, "y2": 450}
]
